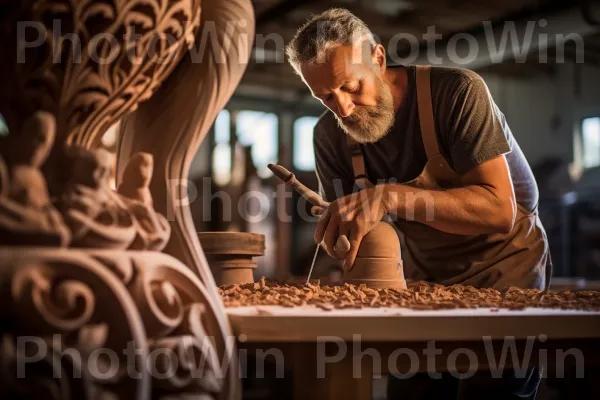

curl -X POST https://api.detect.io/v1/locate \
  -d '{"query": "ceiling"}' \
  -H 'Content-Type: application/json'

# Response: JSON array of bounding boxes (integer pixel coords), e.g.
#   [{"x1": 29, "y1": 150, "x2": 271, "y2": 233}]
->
[{"x1": 236, "y1": 0, "x2": 600, "y2": 98}]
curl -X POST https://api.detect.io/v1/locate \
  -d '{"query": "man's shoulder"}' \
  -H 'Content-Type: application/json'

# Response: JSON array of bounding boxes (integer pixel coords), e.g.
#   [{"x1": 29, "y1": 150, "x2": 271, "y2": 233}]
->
[
  {"x1": 426, "y1": 66, "x2": 492, "y2": 114},
  {"x1": 429, "y1": 65, "x2": 483, "y2": 83},
  {"x1": 428, "y1": 65, "x2": 487, "y2": 93}
]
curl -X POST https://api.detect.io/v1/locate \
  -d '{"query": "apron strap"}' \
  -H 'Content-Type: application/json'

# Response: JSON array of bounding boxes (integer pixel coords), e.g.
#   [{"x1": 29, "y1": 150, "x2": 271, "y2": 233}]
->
[
  {"x1": 415, "y1": 65, "x2": 441, "y2": 159},
  {"x1": 346, "y1": 65, "x2": 438, "y2": 185},
  {"x1": 346, "y1": 135, "x2": 372, "y2": 188}
]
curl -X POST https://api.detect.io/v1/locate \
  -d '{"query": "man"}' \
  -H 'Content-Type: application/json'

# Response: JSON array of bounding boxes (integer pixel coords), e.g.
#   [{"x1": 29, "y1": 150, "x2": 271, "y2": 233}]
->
[{"x1": 285, "y1": 8, "x2": 550, "y2": 400}]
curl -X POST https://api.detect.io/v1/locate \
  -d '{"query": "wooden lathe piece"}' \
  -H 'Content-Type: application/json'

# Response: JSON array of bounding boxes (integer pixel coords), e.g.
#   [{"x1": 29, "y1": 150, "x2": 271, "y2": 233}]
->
[
  {"x1": 345, "y1": 221, "x2": 407, "y2": 290},
  {"x1": 198, "y1": 232, "x2": 265, "y2": 286}
]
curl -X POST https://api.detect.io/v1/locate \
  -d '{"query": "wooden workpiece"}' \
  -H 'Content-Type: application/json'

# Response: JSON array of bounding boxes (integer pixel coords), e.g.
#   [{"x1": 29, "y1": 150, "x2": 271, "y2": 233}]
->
[
  {"x1": 198, "y1": 231, "x2": 265, "y2": 286},
  {"x1": 345, "y1": 221, "x2": 407, "y2": 290},
  {"x1": 223, "y1": 280, "x2": 600, "y2": 400}
]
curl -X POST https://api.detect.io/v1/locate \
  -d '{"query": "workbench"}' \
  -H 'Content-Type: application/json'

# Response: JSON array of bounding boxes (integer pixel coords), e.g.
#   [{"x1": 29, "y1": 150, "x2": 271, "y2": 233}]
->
[{"x1": 227, "y1": 306, "x2": 600, "y2": 399}]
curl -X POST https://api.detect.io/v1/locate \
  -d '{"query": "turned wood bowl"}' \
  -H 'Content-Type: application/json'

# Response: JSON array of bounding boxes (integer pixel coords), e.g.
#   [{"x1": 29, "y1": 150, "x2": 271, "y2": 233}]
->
[{"x1": 198, "y1": 232, "x2": 265, "y2": 286}]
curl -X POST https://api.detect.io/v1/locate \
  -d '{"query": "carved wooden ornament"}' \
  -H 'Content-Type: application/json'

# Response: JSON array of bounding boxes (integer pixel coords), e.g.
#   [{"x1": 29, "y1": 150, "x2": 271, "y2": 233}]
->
[{"x1": 0, "y1": 0, "x2": 255, "y2": 399}]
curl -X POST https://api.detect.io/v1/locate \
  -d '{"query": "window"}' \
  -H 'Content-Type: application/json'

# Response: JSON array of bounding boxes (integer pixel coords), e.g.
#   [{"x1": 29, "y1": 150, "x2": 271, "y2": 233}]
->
[
  {"x1": 212, "y1": 110, "x2": 231, "y2": 186},
  {"x1": 582, "y1": 117, "x2": 600, "y2": 169},
  {"x1": 0, "y1": 114, "x2": 8, "y2": 136},
  {"x1": 293, "y1": 116, "x2": 319, "y2": 171},
  {"x1": 236, "y1": 111, "x2": 278, "y2": 178}
]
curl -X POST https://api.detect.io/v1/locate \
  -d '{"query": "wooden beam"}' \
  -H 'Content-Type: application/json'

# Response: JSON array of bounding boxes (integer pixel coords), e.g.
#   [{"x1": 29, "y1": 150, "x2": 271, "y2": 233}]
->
[{"x1": 410, "y1": 4, "x2": 600, "y2": 69}]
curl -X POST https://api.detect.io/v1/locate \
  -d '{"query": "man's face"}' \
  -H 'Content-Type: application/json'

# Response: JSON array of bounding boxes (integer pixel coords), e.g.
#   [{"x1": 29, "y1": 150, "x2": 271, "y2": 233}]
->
[{"x1": 300, "y1": 44, "x2": 395, "y2": 143}]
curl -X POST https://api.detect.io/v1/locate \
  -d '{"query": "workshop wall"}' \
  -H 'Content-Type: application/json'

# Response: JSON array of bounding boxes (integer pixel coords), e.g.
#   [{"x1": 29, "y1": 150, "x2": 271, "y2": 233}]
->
[{"x1": 482, "y1": 64, "x2": 600, "y2": 169}]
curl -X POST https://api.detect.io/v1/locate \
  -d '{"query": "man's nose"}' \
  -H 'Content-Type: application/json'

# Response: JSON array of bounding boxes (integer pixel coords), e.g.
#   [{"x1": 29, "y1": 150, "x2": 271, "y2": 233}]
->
[{"x1": 334, "y1": 95, "x2": 354, "y2": 118}]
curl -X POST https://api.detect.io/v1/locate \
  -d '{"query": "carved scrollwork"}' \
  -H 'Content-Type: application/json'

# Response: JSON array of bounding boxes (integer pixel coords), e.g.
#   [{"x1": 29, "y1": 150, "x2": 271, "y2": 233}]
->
[
  {"x1": 0, "y1": 333, "x2": 99, "y2": 400},
  {"x1": 1, "y1": 249, "x2": 235, "y2": 398},
  {"x1": 0, "y1": 249, "x2": 150, "y2": 399},
  {"x1": 0, "y1": 0, "x2": 202, "y2": 153},
  {"x1": 116, "y1": 4, "x2": 255, "y2": 396},
  {"x1": 149, "y1": 334, "x2": 221, "y2": 395},
  {"x1": 11, "y1": 265, "x2": 96, "y2": 333},
  {"x1": 106, "y1": 251, "x2": 231, "y2": 397},
  {"x1": 1, "y1": 0, "x2": 254, "y2": 399},
  {"x1": 132, "y1": 278, "x2": 185, "y2": 338}
]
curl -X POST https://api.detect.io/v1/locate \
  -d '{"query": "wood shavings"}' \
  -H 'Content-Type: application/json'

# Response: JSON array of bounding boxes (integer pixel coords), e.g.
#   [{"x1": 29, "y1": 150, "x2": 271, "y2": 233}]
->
[{"x1": 216, "y1": 278, "x2": 600, "y2": 312}]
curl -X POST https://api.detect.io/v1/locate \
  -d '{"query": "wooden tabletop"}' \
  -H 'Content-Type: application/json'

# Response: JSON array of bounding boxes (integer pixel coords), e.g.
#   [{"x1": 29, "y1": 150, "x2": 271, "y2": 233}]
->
[{"x1": 226, "y1": 306, "x2": 600, "y2": 342}]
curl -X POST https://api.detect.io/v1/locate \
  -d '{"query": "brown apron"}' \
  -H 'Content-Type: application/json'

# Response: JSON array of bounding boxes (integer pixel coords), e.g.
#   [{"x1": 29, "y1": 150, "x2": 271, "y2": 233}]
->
[{"x1": 346, "y1": 65, "x2": 552, "y2": 291}]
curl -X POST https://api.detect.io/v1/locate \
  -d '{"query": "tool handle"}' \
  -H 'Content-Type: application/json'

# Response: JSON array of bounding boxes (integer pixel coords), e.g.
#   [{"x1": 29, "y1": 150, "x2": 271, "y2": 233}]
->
[
  {"x1": 268, "y1": 163, "x2": 328, "y2": 208},
  {"x1": 268, "y1": 164, "x2": 351, "y2": 259}
]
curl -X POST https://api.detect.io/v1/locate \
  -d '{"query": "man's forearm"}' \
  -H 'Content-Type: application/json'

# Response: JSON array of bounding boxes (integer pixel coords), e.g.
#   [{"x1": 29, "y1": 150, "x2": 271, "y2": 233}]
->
[{"x1": 384, "y1": 183, "x2": 516, "y2": 236}]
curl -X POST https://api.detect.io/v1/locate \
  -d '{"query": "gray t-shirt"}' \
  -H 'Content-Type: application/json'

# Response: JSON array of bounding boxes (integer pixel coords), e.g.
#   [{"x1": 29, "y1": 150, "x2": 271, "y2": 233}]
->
[{"x1": 314, "y1": 65, "x2": 539, "y2": 213}]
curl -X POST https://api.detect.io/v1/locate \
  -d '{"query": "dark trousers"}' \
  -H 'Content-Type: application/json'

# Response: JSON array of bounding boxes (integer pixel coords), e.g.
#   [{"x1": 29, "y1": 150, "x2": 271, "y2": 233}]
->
[{"x1": 387, "y1": 368, "x2": 542, "y2": 400}]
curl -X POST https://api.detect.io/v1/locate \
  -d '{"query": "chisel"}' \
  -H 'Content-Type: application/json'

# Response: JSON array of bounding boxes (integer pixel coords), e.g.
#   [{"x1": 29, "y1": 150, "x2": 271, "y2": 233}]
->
[{"x1": 268, "y1": 163, "x2": 351, "y2": 260}]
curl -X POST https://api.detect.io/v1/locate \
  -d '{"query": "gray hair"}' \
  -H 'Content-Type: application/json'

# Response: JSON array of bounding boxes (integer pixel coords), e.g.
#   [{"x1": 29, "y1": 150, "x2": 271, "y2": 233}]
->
[{"x1": 285, "y1": 8, "x2": 377, "y2": 75}]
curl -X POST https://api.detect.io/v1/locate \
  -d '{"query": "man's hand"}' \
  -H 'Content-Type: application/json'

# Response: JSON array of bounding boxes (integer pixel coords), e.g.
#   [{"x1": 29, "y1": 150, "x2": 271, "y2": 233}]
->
[{"x1": 314, "y1": 185, "x2": 392, "y2": 271}]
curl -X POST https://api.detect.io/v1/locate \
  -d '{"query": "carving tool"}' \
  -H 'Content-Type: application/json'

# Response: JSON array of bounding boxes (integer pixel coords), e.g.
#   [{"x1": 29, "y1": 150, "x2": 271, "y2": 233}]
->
[
  {"x1": 306, "y1": 242, "x2": 320, "y2": 285},
  {"x1": 268, "y1": 163, "x2": 328, "y2": 209},
  {"x1": 268, "y1": 163, "x2": 351, "y2": 258}
]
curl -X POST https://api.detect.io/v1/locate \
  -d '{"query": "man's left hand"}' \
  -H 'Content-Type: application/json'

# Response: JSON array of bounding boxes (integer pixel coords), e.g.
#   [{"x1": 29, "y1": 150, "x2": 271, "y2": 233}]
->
[{"x1": 314, "y1": 185, "x2": 392, "y2": 271}]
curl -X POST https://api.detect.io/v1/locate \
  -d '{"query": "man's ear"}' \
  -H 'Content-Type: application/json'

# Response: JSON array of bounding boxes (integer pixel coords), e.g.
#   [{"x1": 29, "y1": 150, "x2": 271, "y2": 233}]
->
[{"x1": 372, "y1": 44, "x2": 386, "y2": 72}]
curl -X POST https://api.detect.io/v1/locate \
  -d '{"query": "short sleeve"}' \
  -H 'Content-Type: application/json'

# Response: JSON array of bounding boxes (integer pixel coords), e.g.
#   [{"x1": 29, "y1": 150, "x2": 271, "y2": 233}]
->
[{"x1": 445, "y1": 74, "x2": 511, "y2": 175}]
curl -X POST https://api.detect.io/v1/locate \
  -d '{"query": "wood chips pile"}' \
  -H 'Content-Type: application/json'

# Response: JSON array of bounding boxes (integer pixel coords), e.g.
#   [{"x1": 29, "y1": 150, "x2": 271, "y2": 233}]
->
[{"x1": 218, "y1": 277, "x2": 600, "y2": 311}]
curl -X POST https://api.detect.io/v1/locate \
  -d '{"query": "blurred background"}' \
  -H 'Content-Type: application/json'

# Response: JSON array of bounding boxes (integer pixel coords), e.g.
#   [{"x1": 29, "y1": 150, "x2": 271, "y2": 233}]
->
[
  {"x1": 176, "y1": 0, "x2": 600, "y2": 290},
  {"x1": 3, "y1": 0, "x2": 597, "y2": 287},
  {"x1": 113, "y1": 0, "x2": 600, "y2": 288}
]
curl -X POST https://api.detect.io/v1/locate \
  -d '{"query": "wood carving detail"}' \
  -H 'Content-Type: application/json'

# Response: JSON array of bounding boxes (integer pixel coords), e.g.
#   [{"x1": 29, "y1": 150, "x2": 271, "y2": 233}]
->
[
  {"x1": 0, "y1": 112, "x2": 71, "y2": 247},
  {"x1": 0, "y1": 249, "x2": 150, "y2": 400},
  {"x1": 58, "y1": 147, "x2": 138, "y2": 249},
  {"x1": 0, "y1": 0, "x2": 202, "y2": 151},
  {"x1": 1, "y1": 333, "x2": 99, "y2": 400},
  {"x1": 0, "y1": 249, "x2": 227, "y2": 399},
  {"x1": 117, "y1": 2, "x2": 256, "y2": 397},
  {"x1": 0, "y1": 0, "x2": 254, "y2": 398},
  {"x1": 118, "y1": 153, "x2": 171, "y2": 251}
]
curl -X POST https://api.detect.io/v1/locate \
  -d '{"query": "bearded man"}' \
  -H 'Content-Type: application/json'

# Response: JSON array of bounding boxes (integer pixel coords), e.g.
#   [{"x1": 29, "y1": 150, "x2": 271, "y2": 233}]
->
[{"x1": 285, "y1": 8, "x2": 550, "y2": 400}]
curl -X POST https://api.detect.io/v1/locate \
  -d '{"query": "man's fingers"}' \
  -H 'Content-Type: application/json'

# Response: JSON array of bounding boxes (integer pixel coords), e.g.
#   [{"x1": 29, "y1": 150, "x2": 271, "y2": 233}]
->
[
  {"x1": 314, "y1": 207, "x2": 331, "y2": 244},
  {"x1": 311, "y1": 205, "x2": 326, "y2": 216},
  {"x1": 323, "y1": 217, "x2": 341, "y2": 259},
  {"x1": 343, "y1": 227, "x2": 364, "y2": 271},
  {"x1": 336, "y1": 223, "x2": 351, "y2": 259}
]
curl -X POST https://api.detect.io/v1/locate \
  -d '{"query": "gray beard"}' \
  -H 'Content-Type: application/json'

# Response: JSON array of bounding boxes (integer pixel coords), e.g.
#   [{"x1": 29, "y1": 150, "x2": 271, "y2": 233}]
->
[
  {"x1": 335, "y1": 77, "x2": 395, "y2": 144},
  {"x1": 336, "y1": 107, "x2": 394, "y2": 143}
]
